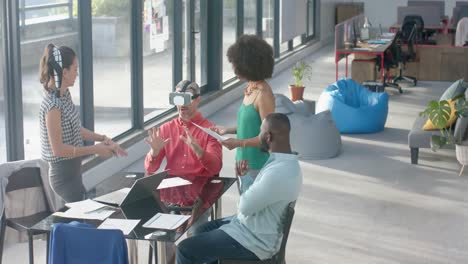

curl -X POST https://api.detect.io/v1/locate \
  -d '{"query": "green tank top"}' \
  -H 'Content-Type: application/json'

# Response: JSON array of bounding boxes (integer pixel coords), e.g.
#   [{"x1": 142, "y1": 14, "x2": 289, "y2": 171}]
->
[{"x1": 236, "y1": 103, "x2": 269, "y2": 170}]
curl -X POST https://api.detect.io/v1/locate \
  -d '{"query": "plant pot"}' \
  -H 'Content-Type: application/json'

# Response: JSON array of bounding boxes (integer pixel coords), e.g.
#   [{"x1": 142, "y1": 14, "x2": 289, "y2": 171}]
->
[
  {"x1": 289, "y1": 85, "x2": 305, "y2": 102},
  {"x1": 455, "y1": 141, "x2": 468, "y2": 176}
]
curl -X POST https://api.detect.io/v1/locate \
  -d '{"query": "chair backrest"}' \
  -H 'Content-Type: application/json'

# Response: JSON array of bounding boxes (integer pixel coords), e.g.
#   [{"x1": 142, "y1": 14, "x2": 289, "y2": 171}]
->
[
  {"x1": 273, "y1": 201, "x2": 296, "y2": 263},
  {"x1": 5, "y1": 167, "x2": 51, "y2": 218},
  {"x1": 456, "y1": 17, "x2": 468, "y2": 46},
  {"x1": 49, "y1": 222, "x2": 129, "y2": 264},
  {"x1": 453, "y1": 6, "x2": 468, "y2": 27},
  {"x1": 401, "y1": 15, "x2": 423, "y2": 48}
]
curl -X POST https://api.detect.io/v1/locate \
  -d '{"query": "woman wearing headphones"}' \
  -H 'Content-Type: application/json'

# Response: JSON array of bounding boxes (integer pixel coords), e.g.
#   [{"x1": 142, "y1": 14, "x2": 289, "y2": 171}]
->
[{"x1": 39, "y1": 44, "x2": 127, "y2": 202}]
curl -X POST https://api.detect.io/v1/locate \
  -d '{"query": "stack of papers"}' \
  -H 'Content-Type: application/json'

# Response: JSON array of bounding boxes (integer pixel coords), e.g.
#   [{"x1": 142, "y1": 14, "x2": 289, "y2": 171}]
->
[
  {"x1": 53, "y1": 199, "x2": 115, "y2": 220},
  {"x1": 192, "y1": 122, "x2": 228, "y2": 141},
  {"x1": 143, "y1": 213, "x2": 190, "y2": 230},
  {"x1": 367, "y1": 40, "x2": 388, "y2": 44},
  {"x1": 65, "y1": 199, "x2": 107, "y2": 211},
  {"x1": 157, "y1": 177, "x2": 192, "y2": 189},
  {"x1": 98, "y1": 219, "x2": 140, "y2": 235},
  {"x1": 382, "y1": 32, "x2": 395, "y2": 38}
]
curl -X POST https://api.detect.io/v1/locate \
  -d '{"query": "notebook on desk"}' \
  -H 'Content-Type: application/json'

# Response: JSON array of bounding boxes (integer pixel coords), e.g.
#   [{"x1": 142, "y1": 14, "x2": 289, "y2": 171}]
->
[{"x1": 93, "y1": 170, "x2": 168, "y2": 207}]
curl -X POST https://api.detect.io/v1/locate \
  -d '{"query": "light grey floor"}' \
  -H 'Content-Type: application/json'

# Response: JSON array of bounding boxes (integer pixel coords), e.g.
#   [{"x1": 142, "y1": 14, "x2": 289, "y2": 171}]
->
[{"x1": 4, "y1": 44, "x2": 468, "y2": 264}]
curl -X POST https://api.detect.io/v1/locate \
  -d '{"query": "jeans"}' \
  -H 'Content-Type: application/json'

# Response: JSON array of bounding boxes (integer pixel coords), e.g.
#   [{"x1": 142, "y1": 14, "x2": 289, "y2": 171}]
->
[{"x1": 176, "y1": 217, "x2": 259, "y2": 264}]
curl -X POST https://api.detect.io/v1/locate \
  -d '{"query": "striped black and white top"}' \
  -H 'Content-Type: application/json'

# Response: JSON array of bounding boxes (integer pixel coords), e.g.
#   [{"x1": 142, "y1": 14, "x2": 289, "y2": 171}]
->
[{"x1": 40, "y1": 89, "x2": 83, "y2": 163}]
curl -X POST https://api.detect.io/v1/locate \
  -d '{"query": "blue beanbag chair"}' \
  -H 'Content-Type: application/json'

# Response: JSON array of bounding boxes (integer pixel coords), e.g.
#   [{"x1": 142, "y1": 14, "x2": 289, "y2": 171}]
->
[{"x1": 316, "y1": 78, "x2": 389, "y2": 134}]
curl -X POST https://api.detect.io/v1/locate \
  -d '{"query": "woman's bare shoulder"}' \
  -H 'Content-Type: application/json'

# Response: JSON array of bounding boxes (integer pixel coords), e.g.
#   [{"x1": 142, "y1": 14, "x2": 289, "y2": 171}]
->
[{"x1": 257, "y1": 82, "x2": 273, "y2": 95}]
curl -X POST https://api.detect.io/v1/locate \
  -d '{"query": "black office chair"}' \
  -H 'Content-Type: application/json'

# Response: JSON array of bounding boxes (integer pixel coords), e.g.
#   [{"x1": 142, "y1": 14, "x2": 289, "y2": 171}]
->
[
  {"x1": 373, "y1": 34, "x2": 403, "y2": 93},
  {"x1": 402, "y1": 15, "x2": 437, "y2": 45},
  {"x1": 392, "y1": 22, "x2": 418, "y2": 86},
  {"x1": 218, "y1": 201, "x2": 296, "y2": 264},
  {"x1": 0, "y1": 167, "x2": 52, "y2": 264}
]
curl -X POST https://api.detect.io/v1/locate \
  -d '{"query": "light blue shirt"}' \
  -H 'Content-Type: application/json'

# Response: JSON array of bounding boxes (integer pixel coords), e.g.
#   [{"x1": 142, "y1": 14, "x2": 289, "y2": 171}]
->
[{"x1": 220, "y1": 152, "x2": 302, "y2": 260}]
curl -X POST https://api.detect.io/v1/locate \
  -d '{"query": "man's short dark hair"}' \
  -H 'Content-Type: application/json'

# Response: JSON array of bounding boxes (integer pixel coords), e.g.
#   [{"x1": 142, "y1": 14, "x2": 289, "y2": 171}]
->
[
  {"x1": 227, "y1": 35, "x2": 274, "y2": 81},
  {"x1": 265, "y1": 113, "x2": 291, "y2": 133}
]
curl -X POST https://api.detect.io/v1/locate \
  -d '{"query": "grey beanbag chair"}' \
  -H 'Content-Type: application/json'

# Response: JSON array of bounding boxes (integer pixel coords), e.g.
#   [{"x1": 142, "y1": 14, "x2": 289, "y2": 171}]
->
[{"x1": 275, "y1": 94, "x2": 342, "y2": 159}]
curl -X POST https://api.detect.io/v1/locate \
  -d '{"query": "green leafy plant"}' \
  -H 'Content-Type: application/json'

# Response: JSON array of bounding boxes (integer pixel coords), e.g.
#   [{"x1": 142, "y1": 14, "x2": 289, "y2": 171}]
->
[
  {"x1": 292, "y1": 61, "x2": 312, "y2": 87},
  {"x1": 420, "y1": 95, "x2": 468, "y2": 151}
]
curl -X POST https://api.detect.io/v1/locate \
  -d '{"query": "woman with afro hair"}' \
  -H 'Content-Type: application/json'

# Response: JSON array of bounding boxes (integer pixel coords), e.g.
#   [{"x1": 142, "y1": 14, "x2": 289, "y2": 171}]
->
[{"x1": 212, "y1": 35, "x2": 275, "y2": 193}]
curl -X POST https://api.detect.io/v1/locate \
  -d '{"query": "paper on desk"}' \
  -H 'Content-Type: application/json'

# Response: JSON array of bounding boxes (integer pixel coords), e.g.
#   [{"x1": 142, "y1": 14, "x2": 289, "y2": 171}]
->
[
  {"x1": 53, "y1": 207, "x2": 115, "y2": 220},
  {"x1": 157, "y1": 177, "x2": 192, "y2": 189},
  {"x1": 353, "y1": 47, "x2": 370, "y2": 51},
  {"x1": 381, "y1": 32, "x2": 395, "y2": 38},
  {"x1": 143, "y1": 213, "x2": 190, "y2": 230},
  {"x1": 98, "y1": 219, "x2": 140, "y2": 235},
  {"x1": 191, "y1": 122, "x2": 228, "y2": 141},
  {"x1": 65, "y1": 199, "x2": 107, "y2": 213}
]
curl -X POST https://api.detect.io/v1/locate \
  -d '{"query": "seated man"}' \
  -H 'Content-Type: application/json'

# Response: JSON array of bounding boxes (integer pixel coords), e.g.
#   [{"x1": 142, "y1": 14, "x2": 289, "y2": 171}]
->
[
  {"x1": 144, "y1": 80, "x2": 223, "y2": 226},
  {"x1": 145, "y1": 80, "x2": 222, "y2": 177},
  {"x1": 176, "y1": 113, "x2": 303, "y2": 264}
]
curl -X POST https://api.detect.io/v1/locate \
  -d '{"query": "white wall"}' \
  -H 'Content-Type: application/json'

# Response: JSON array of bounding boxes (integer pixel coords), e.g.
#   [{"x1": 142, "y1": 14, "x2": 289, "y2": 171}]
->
[{"x1": 320, "y1": 0, "x2": 461, "y2": 42}]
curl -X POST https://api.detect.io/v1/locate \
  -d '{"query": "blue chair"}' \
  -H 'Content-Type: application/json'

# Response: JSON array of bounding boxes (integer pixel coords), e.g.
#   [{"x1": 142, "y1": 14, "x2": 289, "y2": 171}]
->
[
  {"x1": 316, "y1": 78, "x2": 389, "y2": 134},
  {"x1": 49, "y1": 221, "x2": 128, "y2": 264}
]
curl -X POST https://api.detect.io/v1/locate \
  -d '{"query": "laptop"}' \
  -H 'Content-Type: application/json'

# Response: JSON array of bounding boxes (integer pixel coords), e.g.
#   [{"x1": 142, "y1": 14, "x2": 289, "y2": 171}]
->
[{"x1": 93, "y1": 170, "x2": 168, "y2": 207}]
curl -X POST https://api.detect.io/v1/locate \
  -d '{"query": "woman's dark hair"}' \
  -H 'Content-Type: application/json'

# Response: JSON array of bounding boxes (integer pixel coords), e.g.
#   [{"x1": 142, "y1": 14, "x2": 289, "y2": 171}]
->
[
  {"x1": 227, "y1": 35, "x2": 274, "y2": 81},
  {"x1": 39, "y1": 44, "x2": 76, "y2": 91}
]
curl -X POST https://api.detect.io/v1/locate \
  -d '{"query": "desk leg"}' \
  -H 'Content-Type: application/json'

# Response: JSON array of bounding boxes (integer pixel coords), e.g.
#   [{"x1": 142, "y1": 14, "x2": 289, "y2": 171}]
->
[
  {"x1": 335, "y1": 51, "x2": 339, "y2": 81},
  {"x1": 345, "y1": 55, "x2": 348, "y2": 78},
  {"x1": 214, "y1": 199, "x2": 222, "y2": 220},
  {"x1": 335, "y1": 61, "x2": 338, "y2": 81},
  {"x1": 380, "y1": 53, "x2": 385, "y2": 82},
  {"x1": 157, "y1": 241, "x2": 168, "y2": 264}
]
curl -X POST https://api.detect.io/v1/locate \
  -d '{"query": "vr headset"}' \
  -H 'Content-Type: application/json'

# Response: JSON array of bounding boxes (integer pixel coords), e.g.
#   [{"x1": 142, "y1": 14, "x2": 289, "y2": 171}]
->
[{"x1": 169, "y1": 80, "x2": 200, "y2": 106}]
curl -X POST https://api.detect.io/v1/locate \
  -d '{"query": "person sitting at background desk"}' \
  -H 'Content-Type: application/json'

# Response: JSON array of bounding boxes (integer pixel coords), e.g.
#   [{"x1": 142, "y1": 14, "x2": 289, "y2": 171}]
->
[
  {"x1": 144, "y1": 80, "x2": 223, "y2": 226},
  {"x1": 176, "y1": 113, "x2": 303, "y2": 264}
]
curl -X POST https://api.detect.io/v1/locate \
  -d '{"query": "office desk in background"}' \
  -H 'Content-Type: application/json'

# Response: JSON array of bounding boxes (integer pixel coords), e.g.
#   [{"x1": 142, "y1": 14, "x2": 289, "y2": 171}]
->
[
  {"x1": 335, "y1": 36, "x2": 395, "y2": 82},
  {"x1": 389, "y1": 23, "x2": 455, "y2": 33}
]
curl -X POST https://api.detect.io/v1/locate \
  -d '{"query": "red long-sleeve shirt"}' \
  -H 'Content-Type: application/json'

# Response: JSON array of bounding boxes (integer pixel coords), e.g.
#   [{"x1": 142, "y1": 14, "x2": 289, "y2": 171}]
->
[{"x1": 144, "y1": 112, "x2": 222, "y2": 177}]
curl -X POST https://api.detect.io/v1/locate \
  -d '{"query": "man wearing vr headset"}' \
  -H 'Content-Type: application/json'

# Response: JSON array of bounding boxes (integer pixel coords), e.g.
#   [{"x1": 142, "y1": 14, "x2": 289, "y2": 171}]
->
[
  {"x1": 144, "y1": 80, "x2": 222, "y2": 233},
  {"x1": 144, "y1": 79, "x2": 222, "y2": 177}
]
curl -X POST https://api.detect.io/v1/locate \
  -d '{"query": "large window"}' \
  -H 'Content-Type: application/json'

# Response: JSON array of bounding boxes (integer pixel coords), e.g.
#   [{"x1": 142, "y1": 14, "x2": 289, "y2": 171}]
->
[
  {"x1": 262, "y1": 0, "x2": 274, "y2": 46},
  {"x1": 0, "y1": 17, "x2": 5, "y2": 163},
  {"x1": 20, "y1": 0, "x2": 73, "y2": 26},
  {"x1": 143, "y1": 0, "x2": 174, "y2": 121},
  {"x1": 244, "y1": 0, "x2": 257, "y2": 35},
  {"x1": 182, "y1": 0, "x2": 204, "y2": 86},
  {"x1": 21, "y1": 0, "x2": 80, "y2": 159},
  {"x1": 223, "y1": 0, "x2": 237, "y2": 82},
  {"x1": 92, "y1": 0, "x2": 132, "y2": 138},
  {"x1": 307, "y1": 0, "x2": 316, "y2": 37},
  {"x1": 2, "y1": 1, "x2": 318, "y2": 161},
  {"x1": 293, "y1": 35, "x2": 303, "y2": 48}
]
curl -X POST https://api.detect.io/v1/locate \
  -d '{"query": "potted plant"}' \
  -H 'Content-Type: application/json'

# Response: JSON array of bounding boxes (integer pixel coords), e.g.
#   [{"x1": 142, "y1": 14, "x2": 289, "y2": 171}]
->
[
  {"x1": 289, "y1": 61, "x2": 312, "y2": 101},
  {"x1": 420, "y1": 95, "x2": 468, "y2": 176}
]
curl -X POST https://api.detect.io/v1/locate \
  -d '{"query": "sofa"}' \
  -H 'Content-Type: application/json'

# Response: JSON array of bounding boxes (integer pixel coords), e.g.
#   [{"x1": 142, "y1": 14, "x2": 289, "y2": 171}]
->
[{"x1": 408, "y1": 80, "x2": 468, "y2": 164}]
